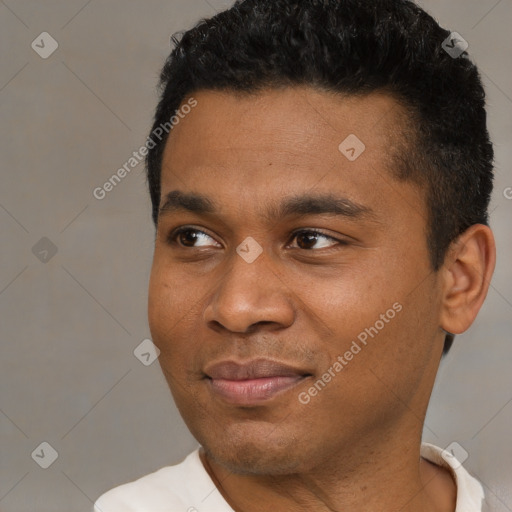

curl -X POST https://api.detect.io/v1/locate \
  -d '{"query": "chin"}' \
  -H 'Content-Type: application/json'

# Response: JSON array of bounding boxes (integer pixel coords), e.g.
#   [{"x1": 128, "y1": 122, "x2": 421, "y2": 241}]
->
[{"x1": 198, "y1": 425, "x2": 308, "y2": 476}]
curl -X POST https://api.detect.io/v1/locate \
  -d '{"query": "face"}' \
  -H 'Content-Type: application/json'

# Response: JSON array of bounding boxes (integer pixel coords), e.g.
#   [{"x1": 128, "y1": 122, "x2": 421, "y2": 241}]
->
[{"x1": 148, "y1": 87, "x2": 446, "y2": 476}]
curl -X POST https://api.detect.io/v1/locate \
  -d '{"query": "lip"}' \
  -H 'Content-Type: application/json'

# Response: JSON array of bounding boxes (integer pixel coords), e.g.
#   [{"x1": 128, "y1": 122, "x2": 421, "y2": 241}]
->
[{"x1": 204, "y1": 359, "x2": 311, "y2": 405}]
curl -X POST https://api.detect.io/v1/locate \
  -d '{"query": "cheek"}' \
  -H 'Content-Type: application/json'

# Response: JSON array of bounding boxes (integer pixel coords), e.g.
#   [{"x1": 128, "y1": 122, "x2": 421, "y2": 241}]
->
[
  {"x1": 308, "y1": 256, "x2": 437, "y2": 378},
  {"x1": 355, "y1": 279, "x2": 442, "y2": 408},
  {"x1": 148, "y1": 255, "x2": 204, "y2": 320},
  {"x1": 148, "y1": 262, "x2": 202, "y2": 358},
  {"x1": 296, "y1": 266, "x2": 397, "y2": 344}
]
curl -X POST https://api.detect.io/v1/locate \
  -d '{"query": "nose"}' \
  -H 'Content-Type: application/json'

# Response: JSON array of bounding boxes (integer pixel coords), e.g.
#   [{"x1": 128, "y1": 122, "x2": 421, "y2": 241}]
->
[{"x1": 203, "y1": 248, "x2": 295, "y2": 334}]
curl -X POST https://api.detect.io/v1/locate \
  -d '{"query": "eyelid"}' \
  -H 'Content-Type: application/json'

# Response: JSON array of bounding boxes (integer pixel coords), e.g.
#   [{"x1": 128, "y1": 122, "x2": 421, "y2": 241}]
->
[
  {"x1": 167, "y1": 225, "x2": 347, "y2": 250},
  {"x1": 167, "y1": 225, "x2": 220, "y2": 246},
  {"x1": 286, "y1": 228, "x2": 347, "y2": 249}
]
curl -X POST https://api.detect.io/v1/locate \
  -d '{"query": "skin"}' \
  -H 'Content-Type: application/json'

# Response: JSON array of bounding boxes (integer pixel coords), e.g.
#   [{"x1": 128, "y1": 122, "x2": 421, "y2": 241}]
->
[{"x1": 148, "y1": 87, "x2": 496, "y2": 512}]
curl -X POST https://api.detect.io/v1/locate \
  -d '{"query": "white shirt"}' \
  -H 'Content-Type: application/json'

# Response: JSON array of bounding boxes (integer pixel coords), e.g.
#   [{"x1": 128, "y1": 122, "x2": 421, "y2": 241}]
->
[{"x1": 93, "y1": 442, "x2": 485, "y2": 512}]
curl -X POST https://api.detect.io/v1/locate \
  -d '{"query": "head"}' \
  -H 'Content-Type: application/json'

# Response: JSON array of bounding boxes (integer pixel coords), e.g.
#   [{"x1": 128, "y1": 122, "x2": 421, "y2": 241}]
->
[{"x1": 146, "y1": 0, "x2": 495, "y2": 475}]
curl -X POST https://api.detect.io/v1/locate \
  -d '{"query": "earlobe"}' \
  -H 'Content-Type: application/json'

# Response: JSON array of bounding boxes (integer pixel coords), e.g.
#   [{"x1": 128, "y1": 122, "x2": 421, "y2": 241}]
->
[{"x1": 439, "y1": 224, "x2": 496, "y2": 335}]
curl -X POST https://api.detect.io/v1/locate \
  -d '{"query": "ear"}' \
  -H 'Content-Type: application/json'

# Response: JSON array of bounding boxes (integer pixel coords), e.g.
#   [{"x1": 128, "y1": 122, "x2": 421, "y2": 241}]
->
[{"x1": 439, "y1": 224, "x2": 496, "y2": 335}]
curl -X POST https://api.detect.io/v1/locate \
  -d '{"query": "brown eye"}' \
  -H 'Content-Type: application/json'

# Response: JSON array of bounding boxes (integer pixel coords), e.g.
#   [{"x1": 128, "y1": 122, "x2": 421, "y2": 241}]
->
[
  {"x1": 167, "y1": 227, "x2": 219, "y2": 248},
  {"x1": 178, "y1": 229, "x2": 200, "y2": 247},
  {"x1": 289, "y1": 230, "x2": 342, "y2": 250},
  {"x1": 296, "y1": 232, "x2": 320, "y2": 249}
]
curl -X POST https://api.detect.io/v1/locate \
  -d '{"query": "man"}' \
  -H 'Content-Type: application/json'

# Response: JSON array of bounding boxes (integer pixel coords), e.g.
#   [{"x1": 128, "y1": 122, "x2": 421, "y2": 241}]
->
[{"x1": 94, "y1": 0, "x2": 496, "y2": 510}]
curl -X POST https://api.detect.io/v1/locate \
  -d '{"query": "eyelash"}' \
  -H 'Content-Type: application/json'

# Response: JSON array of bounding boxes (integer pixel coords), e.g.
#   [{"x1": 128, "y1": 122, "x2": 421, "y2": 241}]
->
[{"x1": 166, "y1": 226, "x2": 346, "y2": 251}]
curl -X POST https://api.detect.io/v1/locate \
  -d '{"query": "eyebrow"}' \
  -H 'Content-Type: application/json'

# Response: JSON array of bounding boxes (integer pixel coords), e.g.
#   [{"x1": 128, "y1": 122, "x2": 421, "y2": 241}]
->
[{"x1": 159, "y1": 190, "x2": 376, "y2": 223}]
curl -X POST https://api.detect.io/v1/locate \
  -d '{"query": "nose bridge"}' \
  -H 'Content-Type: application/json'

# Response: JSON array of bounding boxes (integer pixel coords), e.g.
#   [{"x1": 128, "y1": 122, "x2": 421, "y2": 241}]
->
[{"x1": 203, "y1": 245, "x2": 295, "y2": 333}]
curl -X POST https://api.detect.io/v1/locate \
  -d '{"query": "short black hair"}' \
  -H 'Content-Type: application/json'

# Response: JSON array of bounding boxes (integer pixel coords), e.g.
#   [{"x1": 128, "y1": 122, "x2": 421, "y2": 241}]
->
[{"x1": 146, "y1": 0, "x2": 494, "y2": 355}]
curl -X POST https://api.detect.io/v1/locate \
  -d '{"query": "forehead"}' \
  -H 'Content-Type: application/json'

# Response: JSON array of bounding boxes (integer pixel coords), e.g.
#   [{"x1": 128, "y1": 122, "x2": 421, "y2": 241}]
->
[
  {"x1": 164, "y1": 87, "x2": 406, "y2": 173},
  {"x1": 159, "y1": 87, "x2": 425, "y2": 225}
]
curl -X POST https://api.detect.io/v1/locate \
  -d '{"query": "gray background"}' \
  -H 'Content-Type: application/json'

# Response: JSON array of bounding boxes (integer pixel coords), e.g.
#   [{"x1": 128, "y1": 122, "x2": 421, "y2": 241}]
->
[{"x1": 0, "y1": 1, "x2": 511, "y2": 511}]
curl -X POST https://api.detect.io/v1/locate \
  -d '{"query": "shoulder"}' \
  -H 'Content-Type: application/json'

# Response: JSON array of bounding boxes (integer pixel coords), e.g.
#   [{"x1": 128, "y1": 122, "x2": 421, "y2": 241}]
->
[
  {"x1": 420, "y1": 442, "x2": 485, "y2": 512},
  {"x1": 93, "y1": 449, "x2": 204, "y2": 512}
]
